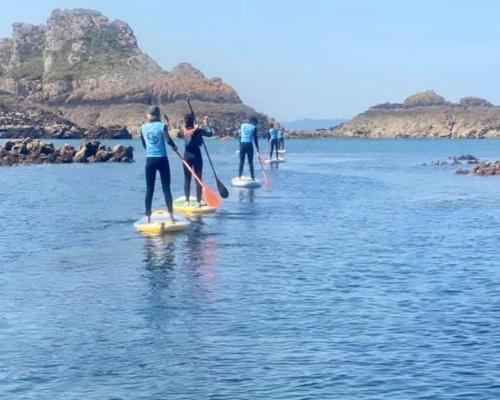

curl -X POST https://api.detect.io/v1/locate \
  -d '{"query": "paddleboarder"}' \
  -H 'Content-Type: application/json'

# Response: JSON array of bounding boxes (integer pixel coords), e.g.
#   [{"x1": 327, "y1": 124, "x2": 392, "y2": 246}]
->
[
  {"x1": 268, "y1": 123, "x2": 279, "y2": 160},
  {"x1": 238, "y1": 116, "x2": 260, "y2": 180},
  {"x1": 177, "y1": 113, "x2": 214, "y2": 207},
  {"x1": 140, "y1": 106, "x2": 178, "y2": 224},
  {"x1": 278, "y1": 124, "x2": 286, "y2": 150}
]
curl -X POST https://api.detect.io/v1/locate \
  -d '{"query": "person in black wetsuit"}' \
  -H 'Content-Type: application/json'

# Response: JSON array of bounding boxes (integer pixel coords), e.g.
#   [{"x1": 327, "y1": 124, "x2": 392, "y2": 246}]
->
[
  {"x1": 177, "y1": 113, "x2": 214, "y2": 207},
  {"x1": 140, "y1": 106, "x2": 178, "y2": 223},
  {"x1": 239, "y1": 116, "x2": 260, "y2": 180}
]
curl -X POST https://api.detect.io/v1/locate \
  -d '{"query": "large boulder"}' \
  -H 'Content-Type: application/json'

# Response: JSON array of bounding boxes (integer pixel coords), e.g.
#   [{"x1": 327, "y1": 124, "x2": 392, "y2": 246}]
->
[{"x1": 404, "y1": 90, "x2": 448, "y2": 107}]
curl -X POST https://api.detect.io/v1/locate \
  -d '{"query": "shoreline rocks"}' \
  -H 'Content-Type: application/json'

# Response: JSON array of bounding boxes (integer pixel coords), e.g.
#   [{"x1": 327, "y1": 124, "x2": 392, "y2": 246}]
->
[{"x1": 0, "y1": 138, "x2": 133, "y2": 166}]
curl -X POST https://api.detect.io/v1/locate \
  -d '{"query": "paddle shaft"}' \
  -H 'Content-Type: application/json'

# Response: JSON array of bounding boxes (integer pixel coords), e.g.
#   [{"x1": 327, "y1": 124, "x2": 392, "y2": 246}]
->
[
  {"x1": 173, "y1": 148, "x2": 206, "y2": 189},
  {"x1": 255, "y1": 148, "x2": 271, "y2": 187}
]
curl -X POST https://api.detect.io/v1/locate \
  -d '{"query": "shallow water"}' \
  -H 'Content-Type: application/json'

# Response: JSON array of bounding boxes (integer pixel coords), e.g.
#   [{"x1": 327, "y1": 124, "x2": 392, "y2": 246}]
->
[{"x1": 1, "y1": 138, "x2": 500, "y2": 399}]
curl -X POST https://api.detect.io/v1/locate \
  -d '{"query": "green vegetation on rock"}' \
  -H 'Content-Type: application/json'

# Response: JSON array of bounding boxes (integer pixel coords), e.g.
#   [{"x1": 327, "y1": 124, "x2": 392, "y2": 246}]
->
[
  {"x1": 45, "y1": 25, "x2": 132, "y2": 83},
  {"x1": 9, "y1": 55, "x2": 44, "y2": 80}
]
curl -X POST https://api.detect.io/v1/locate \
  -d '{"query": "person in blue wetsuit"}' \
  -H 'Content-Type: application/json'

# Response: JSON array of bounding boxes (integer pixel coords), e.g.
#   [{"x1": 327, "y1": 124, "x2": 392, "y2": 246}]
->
[
  {"x1": 239, "y1": 116, "x2": 260, "y2": 179},
  {"x1": 177, "y1": 113, "x2": 214, "y2": 207},
  {"x1": 278, "y1": 125, "x2": 285, "y2": 150},
  {"x1": 268, "y1": 123, "x2": 279, "y2": 160},
  {"x1": 140, "y1": 106, "x2": 178, "y2": 223}
]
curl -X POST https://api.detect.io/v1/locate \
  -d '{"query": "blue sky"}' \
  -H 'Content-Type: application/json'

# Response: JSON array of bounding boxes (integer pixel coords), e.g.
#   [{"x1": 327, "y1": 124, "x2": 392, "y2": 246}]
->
[{"x1": 1, "y1": 0, "x2": 500, "y2": 120}]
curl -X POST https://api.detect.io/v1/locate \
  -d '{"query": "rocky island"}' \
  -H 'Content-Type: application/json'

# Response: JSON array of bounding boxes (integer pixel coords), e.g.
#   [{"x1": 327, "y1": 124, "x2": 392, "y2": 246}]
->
[
  {"x1": 0, "y1": 9, "x2": 267, "y2": 139},
  {"x1": 296, "y1": 90, "x2": 500, "y2": 139}
]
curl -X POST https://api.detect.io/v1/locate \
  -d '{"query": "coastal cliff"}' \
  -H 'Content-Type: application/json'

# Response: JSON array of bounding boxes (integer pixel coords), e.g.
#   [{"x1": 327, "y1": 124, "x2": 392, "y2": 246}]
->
[{"x1": 0, "y1": 9, "x2": 267, "y2": 138}]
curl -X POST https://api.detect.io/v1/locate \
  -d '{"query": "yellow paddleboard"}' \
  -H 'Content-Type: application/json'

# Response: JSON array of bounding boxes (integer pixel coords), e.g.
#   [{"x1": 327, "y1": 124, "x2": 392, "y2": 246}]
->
[
  {"x1": 134, "y1": 210, "x2": 189, "y2": 235},
  {"x1": 173, "y1": 196, "x2": 217, "y2": 216}
]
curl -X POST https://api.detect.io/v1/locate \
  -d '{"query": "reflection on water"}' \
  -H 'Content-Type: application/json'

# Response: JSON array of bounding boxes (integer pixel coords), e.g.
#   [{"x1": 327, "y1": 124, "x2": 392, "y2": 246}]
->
[
  {"x1": 141, "y1": 219, "x2": 220, "y2": 295},
  {"x1": 238, "y1": 188, "x2": 256, "y2": 202}
]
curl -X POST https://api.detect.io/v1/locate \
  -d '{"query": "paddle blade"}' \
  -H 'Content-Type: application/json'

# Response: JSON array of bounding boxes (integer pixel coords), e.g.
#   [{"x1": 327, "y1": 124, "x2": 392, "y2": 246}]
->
[
  {"x1": 217, "y1": 179, "x2": 229, "y2": 198},
  {"x1": 203, "y1": 186, "x2": 222, "y2": 208}
]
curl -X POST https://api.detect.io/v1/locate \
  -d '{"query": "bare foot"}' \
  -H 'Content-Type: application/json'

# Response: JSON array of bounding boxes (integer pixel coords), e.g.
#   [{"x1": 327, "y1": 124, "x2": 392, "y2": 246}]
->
[
  {"x1": 169, "y1": 213, "x2": 176, "y2": 224},
  {"x1": 146, "y1": 215, "x2": 151, "y2": 224}
]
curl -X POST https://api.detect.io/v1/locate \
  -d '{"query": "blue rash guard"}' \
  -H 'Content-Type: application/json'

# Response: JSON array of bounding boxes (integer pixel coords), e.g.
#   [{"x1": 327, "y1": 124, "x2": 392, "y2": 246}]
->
[
  {"x1": 141, "y1": 121, "x2": 168, "y2": 157},
  {"x1": 240, "y1": 123, "x2": 257, "y2": 143},
  {"x1": 269, "y1": 128, "x2": 279, "y2": 140},
  {"x1": 278, "y1": 129, "x2": 284, "y2": 139}
]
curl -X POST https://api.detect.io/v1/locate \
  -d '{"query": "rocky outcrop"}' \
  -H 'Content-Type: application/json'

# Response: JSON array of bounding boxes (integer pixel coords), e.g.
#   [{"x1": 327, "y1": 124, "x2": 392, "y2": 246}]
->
[
  {"x1": 0, "y1": 91, "x2": 131, "y2": 139},
  {"x1": 0, "y1": 8, "x2": 267, "y2": 137},
  {"x1": 330, "y1": 91, "x2": 500, "y2": 138},
  {"x1": 424, "y1": 154, "x2": 500, "y2": 176},
  {"x1": 0, "y1": 138, "x2": 133, "y2": 166},
  {"x1": 471, "y1": 161, "x2": 500, "y2": 176}
]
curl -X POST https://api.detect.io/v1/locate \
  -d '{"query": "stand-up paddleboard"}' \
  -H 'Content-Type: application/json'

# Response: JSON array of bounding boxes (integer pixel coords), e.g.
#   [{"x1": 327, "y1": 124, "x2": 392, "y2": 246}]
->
[
  {"x1": 135, "y1": 210, "x2": 189, "y2": 235},
  {"x1": 231, "y1": 176, "x2": 262, "y2": 189},
  {"x1": 264, "y1": 157, "x2": 286, "y2": 164},
  {"x1": 278, "y1": 149, "x2": 287, "y2": 154},
  {"x1": 173, "y1": 196, "x2": 217, "y2": 216}
]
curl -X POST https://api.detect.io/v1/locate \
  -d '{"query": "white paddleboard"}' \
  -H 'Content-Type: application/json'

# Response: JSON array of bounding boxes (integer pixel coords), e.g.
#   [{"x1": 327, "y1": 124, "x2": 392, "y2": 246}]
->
[
  {"x1": 231, "y1": 176, "x2": 262, "y2": 189},
  {"x1": 264, "y1": 157, "x2": 286, "y2": 164}
]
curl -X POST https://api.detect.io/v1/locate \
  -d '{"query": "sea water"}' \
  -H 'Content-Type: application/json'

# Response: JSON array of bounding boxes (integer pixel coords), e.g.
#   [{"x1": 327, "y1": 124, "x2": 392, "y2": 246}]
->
[{"x1": 1, "y1": 139, "x2": 500, "y2": 399}]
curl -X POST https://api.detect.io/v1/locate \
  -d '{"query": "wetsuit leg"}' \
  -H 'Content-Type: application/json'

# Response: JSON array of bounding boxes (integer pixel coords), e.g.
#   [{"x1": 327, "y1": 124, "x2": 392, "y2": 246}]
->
[
  {"x1": 158, "y1": 157, "x2": 173, "y2": 213},
  {"x1": 239, "y1": 143, "x2": 246, "y2": 177},
  {"x1": 183, "y1": 153, "x2": 194, "y2": 202},
  {"x1": 270, "y1": 139, "x2": 278, "y2": 159},
  {"x1": 247, "y1": 144, "x2": 255, "y2": 179},
  {"x1": 145, "y1": 157, "x2": 159, "y2": 216},
  {"x1": 194, "y1": 157, "x2": 203, "y2": 203}
]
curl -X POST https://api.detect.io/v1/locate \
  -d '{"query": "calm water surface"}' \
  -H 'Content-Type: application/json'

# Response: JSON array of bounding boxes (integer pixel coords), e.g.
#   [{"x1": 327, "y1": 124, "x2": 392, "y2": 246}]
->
[{"x1": 1, "y1": 139, "x2": 500, "y2": 399}]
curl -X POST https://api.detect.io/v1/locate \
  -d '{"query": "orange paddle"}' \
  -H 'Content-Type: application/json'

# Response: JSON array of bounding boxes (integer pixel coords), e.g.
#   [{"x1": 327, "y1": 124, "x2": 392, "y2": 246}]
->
[{"x1": 173, "y1": 149, "x2": 222, "y2": 208}]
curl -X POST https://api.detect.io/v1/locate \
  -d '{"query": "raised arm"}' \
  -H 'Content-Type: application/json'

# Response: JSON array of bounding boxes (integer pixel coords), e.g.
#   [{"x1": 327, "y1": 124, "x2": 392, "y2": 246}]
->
[{"x1": 163, "y1": 124, "x2": 177, "y2": 150}]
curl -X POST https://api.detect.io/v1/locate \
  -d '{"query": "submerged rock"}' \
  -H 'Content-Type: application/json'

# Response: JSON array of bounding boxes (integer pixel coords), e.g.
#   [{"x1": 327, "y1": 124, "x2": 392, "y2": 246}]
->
[{"x1": 0, "y1": 138, "x2": 133, "y2": 166}]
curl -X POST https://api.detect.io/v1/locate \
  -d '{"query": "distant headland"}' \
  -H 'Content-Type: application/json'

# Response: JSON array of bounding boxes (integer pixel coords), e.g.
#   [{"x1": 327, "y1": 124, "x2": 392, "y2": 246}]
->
[{"x1": 292, "y1": 91, "x2": 500, "y2": 139}]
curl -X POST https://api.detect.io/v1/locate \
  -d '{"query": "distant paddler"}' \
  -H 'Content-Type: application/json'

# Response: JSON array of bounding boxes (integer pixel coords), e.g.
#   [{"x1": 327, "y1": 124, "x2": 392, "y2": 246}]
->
[
  {"x1": 268, "y1": 123, "x2": 279, "y2": 160},
  {"x1": 140, "y1": 106, "x2": 178, "y2": 224},
  {"x1": 238, "y1": 116, "x2": 260, "y2": 180},
  {"x1": 177, "y1": 113, "x2": 214, "y2": 207},
  {"x1": 278, "y1": 124, "x2": 286, "y2": 151}
]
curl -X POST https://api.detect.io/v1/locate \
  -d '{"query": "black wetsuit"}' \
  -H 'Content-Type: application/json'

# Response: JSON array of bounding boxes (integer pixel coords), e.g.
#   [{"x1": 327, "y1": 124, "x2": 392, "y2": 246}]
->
[
  {"x1": 270, "y1": 139, "x2": 279, "y2": 159},
  {"x1": 180, "y1": 127, "x2": 213, "y2": 202}
]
